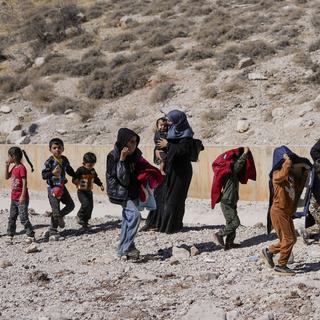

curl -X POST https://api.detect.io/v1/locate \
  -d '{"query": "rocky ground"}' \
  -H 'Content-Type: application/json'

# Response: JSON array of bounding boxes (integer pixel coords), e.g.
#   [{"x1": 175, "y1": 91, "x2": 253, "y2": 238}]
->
[{"x1": 0, "y1": 201, "x2": 320, "y2": 320}]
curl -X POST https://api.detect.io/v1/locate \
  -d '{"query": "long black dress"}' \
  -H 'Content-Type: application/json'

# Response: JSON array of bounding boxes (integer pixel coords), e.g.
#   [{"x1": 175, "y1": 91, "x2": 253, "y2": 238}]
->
[{"x1": 158, "y1": 137, "x2": 193, "y2": 233}]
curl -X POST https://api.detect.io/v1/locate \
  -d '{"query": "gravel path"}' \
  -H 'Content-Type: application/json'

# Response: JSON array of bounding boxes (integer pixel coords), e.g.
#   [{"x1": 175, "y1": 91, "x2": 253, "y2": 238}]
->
[{"x1": 0, "y1": 209, "x2": 319, "y2": 320}]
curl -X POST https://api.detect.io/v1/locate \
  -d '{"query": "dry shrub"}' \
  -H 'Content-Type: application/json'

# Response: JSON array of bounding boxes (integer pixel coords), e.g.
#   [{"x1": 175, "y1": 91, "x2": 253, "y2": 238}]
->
[
  {"x1": 86, "y1": 2, "x2": 112, "y2": 20},
  {"x1": 68, "y1": 57, "x2": 107, "y2": 77},
  {"x1": 86, "y1": 81, "x2": 105, "y2": 99},
  {"x1": 68, "y1": 33, "x2": 95, "y2": 49},
  {"x1": 202, "y1": 85, "x2": 218, "y2": 99},
  {"x1": 103, "y1": 33, "x2": 137, "y2": 52},
  {"x1": 28, "y1": 81, "x2": 56, "y2": 107},
  {"x1": 104, "y1": 63, "x2": 150, "y2": 99},
  {"x1": 293, "y1": 52, "x2": 316, "y2": 70},
  {"x1": 147, "y1": 33, "x2": 171, "y2": 47},
  {"x1": 201, "y1": 109, "x2": 226, "y2": 122},
  {"x1": 41, "y1": 54, "x2": 106, "y2": 77},
  {"x1": 78, "y1": 102, "x2": 97, "y2": 122},
  {"x1": 20, "y1": 4, "x2": 84, "y2": 46},
  {"x1": 216, "y1": 53, "x2": 239, "y2": 70},
  {"x1": 40, "y1": 54, "x2": 75, "y2": 76},
  {"x1": 0, "y1": 74, "x2": 30, "y2": 93},
  {"x1": 221, "y1": 81, "x2": 243, "y2": 93},
  {"x1": 47, "y1": 97, "x2": 77, "y2": 114},
  {"x1": 150, "y1": 83, "x2": 175, "y2": 103},
  {"x1": 82, "y1": 48, "x2": 104, "y2": 60},
  {"x1": 122, "y1": 108, "x2": 137, "y2": 121},
  {"x1": 201, "y1": 127, "x2": 216, "y2": 139},
  {"x1": 179, "y1": 48, "x2": 214, "y2": 62}
]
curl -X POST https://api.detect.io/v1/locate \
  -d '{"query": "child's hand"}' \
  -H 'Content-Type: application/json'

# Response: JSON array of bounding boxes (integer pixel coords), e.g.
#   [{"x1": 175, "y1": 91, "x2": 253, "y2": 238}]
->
[
  {"x1": 19, "y1": 195, "x2": 25, "y2": 205},
  {"x1": 5, "y1": 158, "x2": 12, "y2": 166},
  {"x1": 244, "y1": 147, "x2": 250, "y2": 154},
  {"x1": 100, "y1": 185, "x2": 105, "y2": 192},
  {"x1": 120, "y1": 147, "x2": 130, "y2": 161},
  {"x1": 52, "y1": 165, "x2": 61, "y2": 177}
]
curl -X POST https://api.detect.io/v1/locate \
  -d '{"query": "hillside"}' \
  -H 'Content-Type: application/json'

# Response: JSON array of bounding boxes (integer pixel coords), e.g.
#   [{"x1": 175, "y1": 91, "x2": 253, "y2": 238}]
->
[{"x1": 1, "y1": 0, "x2": 320, "y2": 146}]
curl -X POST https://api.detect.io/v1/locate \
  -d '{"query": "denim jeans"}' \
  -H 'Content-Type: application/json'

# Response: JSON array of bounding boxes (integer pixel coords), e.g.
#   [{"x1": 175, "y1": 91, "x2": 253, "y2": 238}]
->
[
  {"x1": 7, "y1": 200, "x2": 34, "y2": 237},
  {"x1": 117, "y1": 199, "x2": 141, "y2": 256}
]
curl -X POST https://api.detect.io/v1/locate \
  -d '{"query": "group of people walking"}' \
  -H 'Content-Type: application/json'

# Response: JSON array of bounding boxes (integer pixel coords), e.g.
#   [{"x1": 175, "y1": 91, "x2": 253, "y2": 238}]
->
[{"x1": 3, "y1": 108, "x2": 320, "y2": 276}]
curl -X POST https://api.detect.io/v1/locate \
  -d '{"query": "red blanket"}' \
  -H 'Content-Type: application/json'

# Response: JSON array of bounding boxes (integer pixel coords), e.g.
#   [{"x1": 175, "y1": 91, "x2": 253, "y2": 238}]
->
[
  {"x1": 137, "y1": 157, "x2": 163, "y2": 202},
  {"x1": 211, "y1": 148, "x2": 256, "y2": 209}
]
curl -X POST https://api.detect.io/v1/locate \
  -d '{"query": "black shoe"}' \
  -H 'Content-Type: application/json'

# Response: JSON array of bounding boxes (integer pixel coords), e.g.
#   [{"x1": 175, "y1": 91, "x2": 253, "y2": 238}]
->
[
  {"x1": 139, "y1": 224, "x2": 151, "y2": 232},
  {"x1": 273, "y1": 265, "x2": 295, "y2": 276},
  {"x1": 261, "y1": 248, "x2": 274, "y2": 268},
  {"x1": 213, "y1": 232, "x2": 225, "y2": 247},
  {"x1": 225, "y1": 243, "x2": 241, "y2": 250},
  {"x1": 125, "y1": 248, "x2": 140, "y2": 260}
]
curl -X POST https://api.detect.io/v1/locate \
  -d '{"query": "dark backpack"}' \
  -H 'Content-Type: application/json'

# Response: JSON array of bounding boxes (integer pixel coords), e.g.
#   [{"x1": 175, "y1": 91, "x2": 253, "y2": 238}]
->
[{"x1": 190, "y1": 138, "x2": 204, "y2": 162}]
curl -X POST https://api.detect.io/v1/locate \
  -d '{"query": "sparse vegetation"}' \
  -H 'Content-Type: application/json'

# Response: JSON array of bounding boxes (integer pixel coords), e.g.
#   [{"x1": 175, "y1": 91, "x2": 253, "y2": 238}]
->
[
  {"x1": 202, "y1": 85, "x2": 218, "y2": 99},
  {"x1": 68, "y1": 33, "x2": 95, "y2": 49},
  {"x1": 150, "y1": 83, "x2": 175, "y2": 103}
]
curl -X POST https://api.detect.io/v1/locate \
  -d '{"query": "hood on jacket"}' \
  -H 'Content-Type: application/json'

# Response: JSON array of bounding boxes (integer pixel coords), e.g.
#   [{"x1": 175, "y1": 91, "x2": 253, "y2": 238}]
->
[{"x1": 115, "y1": 128, "x2": 140, "y2": 151}]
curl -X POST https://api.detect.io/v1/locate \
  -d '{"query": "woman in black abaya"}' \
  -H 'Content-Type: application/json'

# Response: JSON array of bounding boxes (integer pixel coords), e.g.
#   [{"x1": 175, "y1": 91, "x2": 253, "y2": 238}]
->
[{"x1": 157, "y1": 110, "x2": 194, "y2": 233}]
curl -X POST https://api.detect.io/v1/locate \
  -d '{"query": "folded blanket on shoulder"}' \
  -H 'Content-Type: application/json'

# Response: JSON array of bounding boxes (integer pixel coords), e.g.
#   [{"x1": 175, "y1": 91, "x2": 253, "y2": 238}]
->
[{"x1": 211, "y1": 147, "x2": 256, "y2": 209}]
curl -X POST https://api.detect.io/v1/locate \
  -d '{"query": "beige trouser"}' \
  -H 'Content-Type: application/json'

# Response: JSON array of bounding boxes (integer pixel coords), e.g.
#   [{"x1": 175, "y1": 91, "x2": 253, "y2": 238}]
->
[{"x1": 268, "y1": 207, "x2": 297, "y2": 266}]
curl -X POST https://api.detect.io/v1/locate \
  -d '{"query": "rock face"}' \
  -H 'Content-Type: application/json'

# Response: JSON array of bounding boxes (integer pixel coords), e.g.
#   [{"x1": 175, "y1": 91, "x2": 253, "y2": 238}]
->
[
  {"x1": 6, "y1": 130, "x2": 23, "y2": 144},
  {"x1": 33, "y1": 57, "x2": 45, "y2": 67}
]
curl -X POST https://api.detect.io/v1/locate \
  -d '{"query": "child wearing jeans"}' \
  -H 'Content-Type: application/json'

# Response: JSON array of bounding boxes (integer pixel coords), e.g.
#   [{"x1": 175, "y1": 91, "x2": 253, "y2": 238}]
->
[
  {"x1": 5, "y1": 147, "x2": 35, "y2": 244},
  {"x1": 106, "y1": 128, "x2": 142, "y2": 260},
  {"x1": 41, "y1": 138, "x2": 75, "y2": 240},
  {"x1": 154, "y1": 117, "x2": 168, "y2": 175},
  {"x1": 74, "y1": 152, "x2": 104, "y2": 229}
]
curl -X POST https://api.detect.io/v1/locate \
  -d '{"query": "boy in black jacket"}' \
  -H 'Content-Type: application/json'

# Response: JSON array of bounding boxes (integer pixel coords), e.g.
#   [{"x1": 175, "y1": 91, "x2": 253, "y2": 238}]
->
[
  {"x1": 74, "y1": 152, "x2": 104, "y2": 229},
  {"x1": 41, "y1": 138, "x2": 75, "y2": 240},
  {"x1": 106, "y1": 128, "x2": 142, "y2": 260}
]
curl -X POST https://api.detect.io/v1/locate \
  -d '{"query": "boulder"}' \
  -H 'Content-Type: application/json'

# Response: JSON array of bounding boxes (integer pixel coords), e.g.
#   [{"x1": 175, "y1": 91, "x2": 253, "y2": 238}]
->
[
  {"x1": 238, "y1": 57, "x2": 254, "y2": 69},
  {"x1": 6, "y1": 130, "x2": 23, "y2": 144},
  {"x1": 1, "y1": 119, "x2": 20, "y2": 133},
  {"x1": 172, "y1": 246, "x2": 190, "y2": 260},
  {"x1": 33, "y1": 57, "x2": 45, "y2": 67},
  {"x1": 248, "y1": 72, "x2": 267, "y2": 80},
  {"x1": 25, "y1": 244, "x2": 41, "y2": 254},
  {"x1": 0, "y1": 105, "x2": 12, "y2": 114},
  {"x1": 190, "y1": 245, "x2": 200, "y2": 257},
  {"x1": 236, "y1": 118, "x2": 250, "y2": 133}
]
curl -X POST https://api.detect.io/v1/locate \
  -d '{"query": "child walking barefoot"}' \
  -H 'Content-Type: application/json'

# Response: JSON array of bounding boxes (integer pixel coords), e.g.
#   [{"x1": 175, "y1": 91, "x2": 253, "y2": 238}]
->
[{"x1": 4, "y1": 147, "x2": 35, "y2": 244}]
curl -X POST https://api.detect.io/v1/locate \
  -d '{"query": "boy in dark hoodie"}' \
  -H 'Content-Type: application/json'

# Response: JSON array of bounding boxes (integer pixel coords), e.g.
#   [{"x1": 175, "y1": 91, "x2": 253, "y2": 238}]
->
[{"x1": 106, "y1": 128, "x2": 142, "y2": 260}]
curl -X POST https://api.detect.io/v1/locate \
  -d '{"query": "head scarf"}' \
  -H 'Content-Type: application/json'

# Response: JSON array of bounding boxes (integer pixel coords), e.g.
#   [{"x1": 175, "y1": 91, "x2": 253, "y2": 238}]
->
[{"x1": 166, "y1": 110, "x2": 194, "y2": 140}]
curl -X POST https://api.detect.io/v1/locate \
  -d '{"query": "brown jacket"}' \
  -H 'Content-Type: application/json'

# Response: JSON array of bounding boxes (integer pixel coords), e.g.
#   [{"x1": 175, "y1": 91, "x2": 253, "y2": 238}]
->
[{"x1": 271, "y1": 158, "x2": 307, "y2": 215}]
